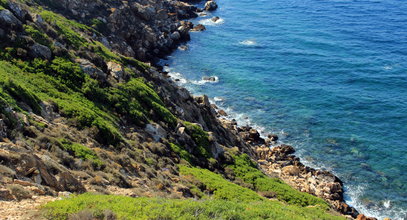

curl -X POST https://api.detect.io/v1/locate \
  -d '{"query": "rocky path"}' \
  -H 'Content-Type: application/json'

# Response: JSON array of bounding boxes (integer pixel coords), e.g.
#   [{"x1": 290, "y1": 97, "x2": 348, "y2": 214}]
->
[{"x1": 0, "y1": 196, "x2": 56, "y2": 220}]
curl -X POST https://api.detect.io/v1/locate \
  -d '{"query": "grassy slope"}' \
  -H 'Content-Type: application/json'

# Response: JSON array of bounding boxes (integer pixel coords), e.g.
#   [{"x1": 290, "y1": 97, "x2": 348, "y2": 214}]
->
[
  {"x1": 43, "y1": 165, "x2": 344, "y2": 220},
  {"x1": 0, "y1": 3, "x2": 344, "y2": 219}
]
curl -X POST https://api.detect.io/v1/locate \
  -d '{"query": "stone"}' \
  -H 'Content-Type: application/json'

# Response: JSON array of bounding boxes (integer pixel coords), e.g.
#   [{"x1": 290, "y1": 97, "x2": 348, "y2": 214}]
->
[
  {"x1": 8, "y1": 2, "x2": 29, "y2": 21},
  {"x1": 0, "y1": 189, "x2": 14, "y2": 200},
  {"x1": 202, "y1": 76, "x2": 217, "y2": 82},
  {"x1": 191, "y1": 24, "x2": 206, "y2": 32},
  {"x1": 195, "y1": 95, "x2": 210, "y2": 107},
  {"x1": 0, "y1": 9, "x2": 22, "y2": 29},
  {"x1": 204, "y1": 0, "x2": 218, "y2": 11},
  {"x1": 59, "y1": 172, "x2": 86, "y2": 193},
  {"x1": 211, "y1": 16, "x2": 220, "y2": 22},
  {"x1": 281, "y1": 165, "x2": 300, "y2": 176},
  {"x1": 75, "y1": 58, "x2": 106, "y2": 81},
  {"x1": 170, "y1": 31, "x2": 181, "y2": 40},
  {"x1": 0, "y1": 119, "x2": 6, "y2": 139},
  {"x1": 145, "y1": 123, "x2": 167, "y2": 142},
  {"x1": 29, "y1": 43, "x2": 52, "y2": 60},
  {"x1": 13, "y1": 179, "x2": 34, "y2": 187},
  {"x1": 356, "y1": 214, "x2": 377, "y2": 220},
  {"x1": 218, "y1": 109, "x2": 227, "y2": 117},
  {"x1": 107, "y1": 61, "x2": 125, "y2": 81}
]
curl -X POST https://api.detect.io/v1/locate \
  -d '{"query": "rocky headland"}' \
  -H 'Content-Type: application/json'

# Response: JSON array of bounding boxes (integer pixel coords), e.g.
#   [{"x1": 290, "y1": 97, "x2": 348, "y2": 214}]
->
[{"x1": 0, "y1": 0, "x2": 378, "y2": 219}]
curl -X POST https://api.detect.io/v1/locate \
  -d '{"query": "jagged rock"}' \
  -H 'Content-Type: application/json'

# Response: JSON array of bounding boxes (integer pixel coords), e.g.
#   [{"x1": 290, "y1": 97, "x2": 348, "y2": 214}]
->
[
  {"x1": 29, "y1": 43, "x2": 52, "y2": 60},
  {"x1": 204, "y1": 0, "x2": 218, "y2": 11},
  {"x1": 0, "y1": 9, "x2": 23, "y2": 29},
  {"x1": 281, "y1": 165, "x2": 300, "y2": 176},
  {"x1": 59, "y1": 172, "x2": 86, "y2": 193},
  {"x1": 8, "y1": 2, "x2": 30, "y2": 21},
  {"x1": 218, "y1": 109, "x2": 227, "y2": 116},
  {"x1": 191, "y1": 24, "x2": 206, "y2": 32},
  {"x1": 145, "y1": 123, "x2": 167, "y2": 142},
  {"x1": 0, "y1": 119, "x2": 6, "y2": 139},
  {"x1": 195, "y1": 95, "x2": 210, "y2": 107},
  {"x1": 17, "y1": 154, "x2": 61, "y2": 191},
  {"x1": 107, "y1": 61, "x2": 125, "y2": 81},
  {"x1": 356, "y1": 214, "x2": 377, "y2": 220},
  {"x1": 202, "y1": 76, "x2": 217, "y2": 82},
  {"x1": 76, "y1": 58, "x2": 106, "y2": 81}
]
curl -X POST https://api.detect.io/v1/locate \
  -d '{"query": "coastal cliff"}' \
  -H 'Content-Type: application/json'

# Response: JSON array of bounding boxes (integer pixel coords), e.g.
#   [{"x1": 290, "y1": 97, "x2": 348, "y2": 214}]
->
[{"x1": 0, "y1": 0, "x2": 376, "y2": 219}]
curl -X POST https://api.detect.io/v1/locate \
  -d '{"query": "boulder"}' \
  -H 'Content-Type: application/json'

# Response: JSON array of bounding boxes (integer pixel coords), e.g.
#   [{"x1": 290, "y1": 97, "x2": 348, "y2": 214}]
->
[
  {"x1": 204, "y1": 1, "x2": 218, "y2": 11},
  {"x1": 202, "y1": 76, "x2": 217, "y2": 82},
  {"x1": 218, "y1": 109, "x2": 227, "y2": 117},
  {"x1": 75, "y1": 58, "x2": 106, "y2": 81},
  {"x1": 29, "y1": 43, "x2": 52, "y2": 60},
  {"x1": 59, "y1": 172, "x2": 86, "y2": 193},
  {"x1": 8, "y1": 2, "x2": 30, "y2": 21},
  {"x1": 107, "y1": 61, "x2": 125, "y2": 81},
  {"x1": 0, "y1": 9, "x2": 22, "y2": 29},
  {"x1": 281, "y1": 165, "x2": 300, "y2": 176},
  {"x1": 145, "y1": 123, "x2": 167, "y2": 142},
  {"x1": 191, "y1": 24, "x2": 206, "y2": 32},
  {"x1": 170, "y1": 31, "x2": 181, "y2": 40}
]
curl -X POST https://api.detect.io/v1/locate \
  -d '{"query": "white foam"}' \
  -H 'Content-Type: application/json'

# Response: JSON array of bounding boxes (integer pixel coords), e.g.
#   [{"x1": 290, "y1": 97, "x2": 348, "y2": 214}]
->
[
  {"x1": 239, "y1": 39, "x2": 257, "y2": 46},
  {"x1": 191, "y1": 76, "x2": 219, "y2": 85},
  {"x1": 213, "y1": 96, "x2": 224, "y2": 102},
  {"x1": 199, "y1": 17, "x2": 225, "y2": 26}
]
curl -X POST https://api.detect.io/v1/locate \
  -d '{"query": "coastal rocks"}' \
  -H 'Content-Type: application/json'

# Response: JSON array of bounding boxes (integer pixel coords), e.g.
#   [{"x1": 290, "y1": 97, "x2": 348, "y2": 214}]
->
[
  {"x1": 356, "y1": 214, "x2": 378, "y2": 220},
  {"x1": 204, "y1": 0, "x2": 218, "y2": 11},
  {"x1": 29, "y1": 43, "x2": 52, "y2": 60},
  {"x1": 238, "y1": 126, "x2": 265, "y2": 145},
  {"x1": 174, "y1": 1, "x2": 198, "y2": 19},
  {"x1": 211, "y1": 16, "x2": 220, "y2": 22},
  {"x1": 191, "y1": 24, "x2": 206, "y2": 32},
  {"x1": 255, "y1": 143, "x2": 361, "y2": 218}
]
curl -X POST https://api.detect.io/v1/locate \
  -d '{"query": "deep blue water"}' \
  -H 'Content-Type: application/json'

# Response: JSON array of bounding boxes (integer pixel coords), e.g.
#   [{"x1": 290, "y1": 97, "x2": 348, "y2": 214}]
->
[{"x1": 162, "y1": 0, "x2": 407, "y2": 218}]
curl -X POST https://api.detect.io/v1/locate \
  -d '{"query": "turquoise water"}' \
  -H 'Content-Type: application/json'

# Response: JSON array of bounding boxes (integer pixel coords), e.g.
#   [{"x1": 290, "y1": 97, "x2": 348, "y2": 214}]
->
[{"x1": 162, "y1": 0, "x2": 407, "y2": 218}]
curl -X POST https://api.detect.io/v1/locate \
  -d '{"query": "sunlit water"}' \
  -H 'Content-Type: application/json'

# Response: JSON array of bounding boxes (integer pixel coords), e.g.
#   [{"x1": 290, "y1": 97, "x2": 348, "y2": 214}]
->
[{"x1": 161, "y1": 0, "x2": 407, "y2": 218}]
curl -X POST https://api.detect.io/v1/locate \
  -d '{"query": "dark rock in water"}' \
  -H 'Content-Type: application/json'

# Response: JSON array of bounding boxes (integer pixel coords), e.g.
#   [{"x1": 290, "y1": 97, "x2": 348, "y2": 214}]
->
[
  {"x1": 211, "y1": 16, "x2": 220, "y2": 22},
  {"x1": 29, "y1": 43, "x2": 52, "y2": 60},
  {"x1": 178, "y1": 45, "x2": 189, "y2": 51},
  {"x1": 202, "y1": 76, "x2": 217, "y2": 82},
  {"x1": 204, "y1": 0, "x2": 218, "y2": 11},
  {"x1": 268, "y1": 134, "x2": 279, "y2": 141},
  {"x1": 191, "y1": 24, "x2": 206, "y2": 32}
]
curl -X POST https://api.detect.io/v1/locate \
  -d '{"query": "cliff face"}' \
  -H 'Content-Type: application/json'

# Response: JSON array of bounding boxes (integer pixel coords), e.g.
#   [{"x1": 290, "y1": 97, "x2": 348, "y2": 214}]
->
[{"x1": 0, "y1": 0, "x2": 363, "y2": 219}]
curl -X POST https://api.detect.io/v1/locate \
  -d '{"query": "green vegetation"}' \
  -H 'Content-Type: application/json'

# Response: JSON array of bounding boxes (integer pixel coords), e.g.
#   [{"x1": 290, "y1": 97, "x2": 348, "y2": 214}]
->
[
  {"x1": 227, "y1": 153, "x2": 328, "y2": 207},
  {"x1": 59, "y1": 139, "x2": 103, "y2": 167},
  {"x1": 42, "y1": 187, "x2": 344, "y2": 220},
  {"x1": 183, "y1": 121, "x2": 211, "y2": 159},
  {"x1": 23, "y1": 24, "x2": 51, "y2": 47},
  {"x1": 169, "y1": 143, "x2": 192, "y2": 163},
  {"x1": 39, "y1": 10, "x2": 93, "y2": 48}
]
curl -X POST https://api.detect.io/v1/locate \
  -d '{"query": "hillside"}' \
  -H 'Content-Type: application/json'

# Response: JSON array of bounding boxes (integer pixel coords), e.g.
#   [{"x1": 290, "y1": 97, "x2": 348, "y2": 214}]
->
[{"x1": 0, "y1": 0, "x2": 364, "y2": 219}]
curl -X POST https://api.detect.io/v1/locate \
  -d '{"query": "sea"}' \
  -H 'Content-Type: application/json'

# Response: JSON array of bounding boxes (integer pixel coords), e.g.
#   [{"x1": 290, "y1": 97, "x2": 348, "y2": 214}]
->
[{"x1": 160, "y1": 0, "x2": 407, "y2": 219}]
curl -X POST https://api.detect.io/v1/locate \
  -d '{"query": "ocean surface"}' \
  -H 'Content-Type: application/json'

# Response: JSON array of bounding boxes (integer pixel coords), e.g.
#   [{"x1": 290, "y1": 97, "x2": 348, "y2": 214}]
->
[{"x1": 161, "y1": 0, "x2": 407, "y2": 218}]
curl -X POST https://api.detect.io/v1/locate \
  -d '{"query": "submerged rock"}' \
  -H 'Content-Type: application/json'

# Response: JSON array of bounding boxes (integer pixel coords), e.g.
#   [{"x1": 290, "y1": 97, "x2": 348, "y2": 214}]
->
[{"x1": 191, "y1": 24, "x2": 206, "y2": 32}]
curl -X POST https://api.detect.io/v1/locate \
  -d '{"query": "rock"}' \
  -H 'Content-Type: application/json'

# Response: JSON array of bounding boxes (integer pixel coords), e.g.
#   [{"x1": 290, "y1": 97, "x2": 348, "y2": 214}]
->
[
  {"x1": 59, "y1": 172, "x2": 86, "y2": 193},
  {"x1": 0, "y1": 28, "x2": 5, "y2": 38},
  {"x1": 58, "y1": 191, "x2": 72, "y2": 197},
  {"x1": 211, "y1": 16, "x2": 220, "y2": 22},
  {"x1": 0, "y1": 189, "x2": 14, "y2": 200},
  {"x1": 195, "y1": 95, "x2": 210, "y2": 107},
  {"x1": 29, "y1": 43, "x2": 52, "y2": 60},
  {"x1": 218, "y1": 109, "x2": 227, "y2": 117},
  {"x1": 191, "y1": 24, "x2": 206, "y2": 32},
  {"x1": 17, "y1": 154, "x2": 61, "y2": 191},
  {"x1": 202, "y1": 76, "x2": 217, "y2": 82},
  {"x1": 145, "y1": 123, "x2": 167, "y2": 142},
  {"x1": 8, "y1": 2, "x2": 30, "y2": 21},
  {"x1": 0, "y1": 9, "x2": 22, "y2": 29},
  {"x1": 204, "y1": 0, "x2": 218, "y2": 11},
  {"x1": 268, "y1": 134, "x2": 279, "y2": 141},
  {"x1": 356, "y1": 214, "x2": 377, "y2": 220},
  {"x1": 178, "y1": 45, "x2": 188, "y2": 51},
  {"x1": 170, "y1": 31, "x2": 181, "y2": 40},
  {"x1": 0, "y1": 119, "x2": 6, "y2": 139},
  {"x1": 13, "y1": 179, "x2": 34, "y2": 187},
  {"x1": 75, "y1": 58, "x2": 106, "y2": 81},
  {"x1": 281, "y1": 165, "x2": 300, "y2": 176},
  {"x1": 107, "y1": 61, "x2": 125, "y2": 81}
]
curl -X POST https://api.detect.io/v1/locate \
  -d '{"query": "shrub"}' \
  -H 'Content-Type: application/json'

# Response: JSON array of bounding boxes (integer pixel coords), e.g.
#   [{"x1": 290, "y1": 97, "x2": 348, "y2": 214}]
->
[{"x1": 59, "y1": 139, "x2": 104, "y2": 168}]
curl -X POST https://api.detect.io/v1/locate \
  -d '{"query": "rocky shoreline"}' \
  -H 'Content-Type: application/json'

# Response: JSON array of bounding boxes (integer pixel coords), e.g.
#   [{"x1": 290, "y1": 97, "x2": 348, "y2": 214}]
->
[
  {"x1": 163, "y1": 1, "x2": 378, "y2": 219},
  {"x1": 0, "y1": 0, "x2": 380, "y2": 219}
]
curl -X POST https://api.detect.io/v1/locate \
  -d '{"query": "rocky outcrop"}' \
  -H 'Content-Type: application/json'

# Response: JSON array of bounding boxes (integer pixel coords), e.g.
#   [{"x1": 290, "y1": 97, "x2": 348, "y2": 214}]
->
[{"x1": 204, "y1": 0, "x2": 218, "y2": 11}]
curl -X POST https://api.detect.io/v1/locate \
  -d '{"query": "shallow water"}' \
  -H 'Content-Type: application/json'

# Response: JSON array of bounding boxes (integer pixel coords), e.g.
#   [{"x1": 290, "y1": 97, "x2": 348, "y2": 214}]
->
[{"x1": 162, "y1": 0, "x2": 407, "y2": 218}]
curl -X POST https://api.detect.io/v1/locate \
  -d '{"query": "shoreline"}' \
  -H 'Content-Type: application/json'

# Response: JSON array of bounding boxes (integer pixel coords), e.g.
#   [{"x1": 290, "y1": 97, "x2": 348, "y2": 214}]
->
[{"x1": 160, "y1": 1, "x2": 378, "y2": 219}]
